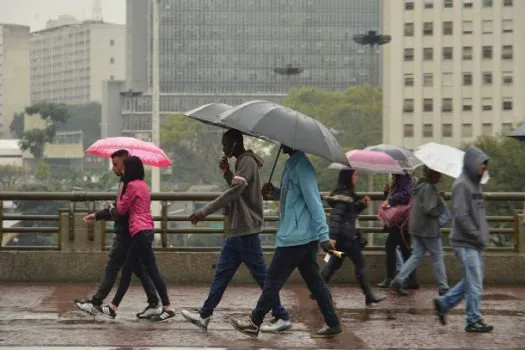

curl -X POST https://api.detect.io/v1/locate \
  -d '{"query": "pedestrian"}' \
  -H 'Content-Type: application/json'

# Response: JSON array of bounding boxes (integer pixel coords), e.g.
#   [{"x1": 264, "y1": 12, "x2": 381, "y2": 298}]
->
[
  {"x1": 181, "y1": 129, "x2": 291, "y2": 333},
  {"x1": 74, "y1": 149, "x2": 160, "y2": 319},
  {"x1": 94, "y1": 156, "x2": 175, "y2": 321},
  {"x1": 433, "y1": 146, "x2": 493, "y2": 333},
  {"x1": 319, "y1": 169, "x2": 385, "y2": 305},
  {"x1": 230, "y1": 145, "x2": 341, "y2": 338},
  {"x1": 390, "y1": 166, "x2": 450, "y2": 296}
]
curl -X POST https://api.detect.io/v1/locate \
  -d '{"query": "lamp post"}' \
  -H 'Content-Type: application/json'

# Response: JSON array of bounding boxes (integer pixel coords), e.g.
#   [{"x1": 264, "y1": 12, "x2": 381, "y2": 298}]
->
[{"x1": 151, "y1": 0, "x2": 161, "y2": 223}]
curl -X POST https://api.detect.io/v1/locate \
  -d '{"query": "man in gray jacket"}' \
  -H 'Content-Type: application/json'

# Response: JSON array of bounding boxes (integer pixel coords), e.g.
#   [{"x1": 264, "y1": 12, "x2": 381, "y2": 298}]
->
[
  {"x1": 181, "y1": 129, "x2": 291, "y2": 333},
  {"x1": 433, "y1": 146, "x2": 493, "y2": 333}
]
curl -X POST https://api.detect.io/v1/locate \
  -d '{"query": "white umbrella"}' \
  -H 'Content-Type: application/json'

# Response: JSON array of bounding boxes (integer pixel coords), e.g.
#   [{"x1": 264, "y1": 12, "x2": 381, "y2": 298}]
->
[{"x1": 414, "y1": 142, "x2": 490, "y2": 184}]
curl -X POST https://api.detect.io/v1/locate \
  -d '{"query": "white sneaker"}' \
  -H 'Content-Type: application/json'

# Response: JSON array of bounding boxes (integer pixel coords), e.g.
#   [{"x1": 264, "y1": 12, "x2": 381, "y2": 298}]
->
[
  {"x1": 260, "y1": 318, "x2": 292, "y2": 333},
  {"x1": 181, "y1": 309, "x2": 210, "y2": 330},
  {"x1": 74, "y1": 298, "x2": 97, "y2": 316},
  {"x1": 136, "y1": 304, "x2": 163, "y2": 319}
]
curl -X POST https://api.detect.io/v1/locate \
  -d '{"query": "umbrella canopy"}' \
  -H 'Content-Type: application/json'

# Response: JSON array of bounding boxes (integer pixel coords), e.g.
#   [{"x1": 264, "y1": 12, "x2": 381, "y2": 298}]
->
[
  {"x1": 509, "y1": 123, "x2": 525, "y2": 141},
  {"x1": 216, "y1": 100, "x2": 348, "y2": 166},
  {"x1": 328, "y1": 149, "x2": 406, "y2": 174},
  {"x1": 414, "y1": 142, "x2": 490, "y2": 184},
  {"x1": 365, "y1": 143, "x2": 422, "y2": 170},
  {"x1": 85, "y1": 137, "x2": 172, "y2": 168}
]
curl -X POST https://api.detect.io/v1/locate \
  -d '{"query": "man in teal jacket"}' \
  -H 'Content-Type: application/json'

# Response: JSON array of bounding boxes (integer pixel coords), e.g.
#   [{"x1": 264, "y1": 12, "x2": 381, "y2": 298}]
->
[{"x1": 230, "y1": 145, "x2": 341, "y2": 338}]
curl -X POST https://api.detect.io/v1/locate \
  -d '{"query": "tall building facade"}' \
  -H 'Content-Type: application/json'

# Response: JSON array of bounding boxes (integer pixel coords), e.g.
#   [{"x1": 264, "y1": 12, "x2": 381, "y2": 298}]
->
[
  {"x1": 382, "y1": 0, "x2": 525, "y2": 149},
  {"x1": 112, "y1": 0, "x2": 381, "y2": 137},
  {"x1": 0, "y1": 24, "x2": 30, "y2": 138},
  {"x1": 30, "y1": 20, "x2": 125, "y2": 105}
]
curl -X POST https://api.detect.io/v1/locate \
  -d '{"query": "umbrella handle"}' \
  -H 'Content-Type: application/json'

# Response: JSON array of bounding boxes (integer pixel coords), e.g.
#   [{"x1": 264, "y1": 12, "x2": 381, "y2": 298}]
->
[{"x1": 268, "y1": 145, "x2": 282, "y2": 184}]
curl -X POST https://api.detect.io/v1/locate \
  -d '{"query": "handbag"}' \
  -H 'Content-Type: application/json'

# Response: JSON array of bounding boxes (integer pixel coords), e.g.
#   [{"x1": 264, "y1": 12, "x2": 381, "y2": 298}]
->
[{"x1": 377, "y1": 201, "x2": 412, "y2": 228}]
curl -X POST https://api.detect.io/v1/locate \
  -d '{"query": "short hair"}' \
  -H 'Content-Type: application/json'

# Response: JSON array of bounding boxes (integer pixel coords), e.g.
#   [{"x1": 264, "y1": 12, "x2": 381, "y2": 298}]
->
[
  {"x1": 223, "y1": 128, "x2": 243, "y2": 143},
  {"x1": 111, "y1": 149, "x2": 129, "y2": 158}
]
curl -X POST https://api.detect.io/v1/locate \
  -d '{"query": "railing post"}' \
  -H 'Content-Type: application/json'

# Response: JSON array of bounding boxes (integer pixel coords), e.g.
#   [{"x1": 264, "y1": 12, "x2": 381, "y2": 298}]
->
[
  {"x1": 516, "y1": 212, "x2": 525, "y2": 253},
  {"x1": 87, "y1": 201, "x2": 95, "y2": 241},
  {"x1": 0, "y1": 200, "x2": 3, "y2": 248},
  {"x1": 161, "y1": 200, "x2": 168, "y2": 248},
  {"x1": 68, "y1": 201, "x2": 75, "y2": 241}
]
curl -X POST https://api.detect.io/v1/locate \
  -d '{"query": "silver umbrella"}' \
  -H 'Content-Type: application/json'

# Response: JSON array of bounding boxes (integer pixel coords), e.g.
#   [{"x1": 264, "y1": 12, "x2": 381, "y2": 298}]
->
[{"x1": 365, "y1": 143, "x2": 422, "y2": 170}]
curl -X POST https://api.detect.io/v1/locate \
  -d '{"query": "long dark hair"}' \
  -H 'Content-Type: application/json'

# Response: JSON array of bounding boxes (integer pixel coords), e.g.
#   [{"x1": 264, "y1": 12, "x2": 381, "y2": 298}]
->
[
  {"x1": 120, "y1": 156, "x2": 145, "y2": 199},
  {"x1": 331, "y1": 169, "x2": 355, "y2": 195}
]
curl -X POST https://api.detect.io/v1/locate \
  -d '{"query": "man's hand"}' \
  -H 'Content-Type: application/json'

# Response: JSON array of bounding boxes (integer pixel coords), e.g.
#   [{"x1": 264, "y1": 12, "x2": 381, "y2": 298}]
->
[
  {"x1": 261, "y1": 183, "x2": 275, "y2": 199},
  {"x1": 189, "y1": 211, "x2": 206, "y2": 225},
  {"x1": 219, "y1": 155, "x2": 230, "y2": 173},
  {"x1": 320, "y1": 240, "x2": 334, "y2": 253},
  {"x1": 83, "y1": 213, "x2": 96, "y2": 223},
  {"x1": 362, "y1": 196, "x2": 371, "y2": 206},
  {"x1": 329, "y1": 239, "x2": 337, "y2": 248},
  {"x1": 383, "y1": 183, "x2": 390, "y2": 193},
  {"x1": 381, "y1": 200, "x2": 390, "y2": 208}
]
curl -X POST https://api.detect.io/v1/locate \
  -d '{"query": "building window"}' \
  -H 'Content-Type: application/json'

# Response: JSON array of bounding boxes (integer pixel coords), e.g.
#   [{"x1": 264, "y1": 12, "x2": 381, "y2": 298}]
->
[
  {"x1": 502, "y1": 71, "x2": 513, "y2": 85},
  {"x1": 502, "y1": 123, "x2": 513, "y2": 135},
  {"x1": 423, "y1": 48, "x2": 433, "y2": 61},
  {"x1": 404, "y1": 124, "x2": 414, "y2": 137},
  {"x1": 463, "y1": 73, "x2": 473, "y2": 86},
  {"x1": 482, "y1": 20, "x2": 493, "y2": 34},
  {"x1": 483, "y1": 72, "x2": 492, "y2": 85},
  {"x1": 483, "y1": 0, "x2": 493, "y2": 7},
  {"x1": 443, "y1": 22, "x2": 453, "y2": 35},
  {"x1": 404, "y1": 23, "x2": 414, "y2": 36},
  {"x1": 502, "y1": 98, "x2": 513, "y2": 110},
  {"x1": 462, "y1": 124, "x2": 473, "y2": 137},
  {"x1": 442, "y1": 47, "x2": 453, "y2": 60},
  {"x1": 442, "y1": 124, "x2": 453, "y2": 137},
  {"x1": 463, "y1": 0, "x2": 473, "y2": 8},
  {"x1": 462, "y1": 98, "x2": 473, "y2": 111},
  {"x1": 462, "y1": 46, "x2": 473, "y2": 60},
  {"x1": 423, "y1": 124, "x2": 433, "y2": 138},
  {"x1": 424, "y1": 0, "x2": 434, "y2": 9},
  {"x1": 110, "y1": 39, "x2": 115, "y2": 46},
  {"x1": 442, "y1": 98, "x2": 453, "y2": 112},
  {"x1": 110, "y1": 57, "x2": 115, "y2": 64},
  {"x1": 502, "y1": 45, "x2": 513, "y2": 60},
  {"x1": 482, "y1": 98, "x2": 493, "y2": 111},
  {"x1": 423, "y1": 99, "x2": 433, "y2": 112},
  {"x1": 463, "y1": 21, "x2": 473, "y2": 34},
  {"x1": 404, "y1": 48, "x2": 414, "y2": 61},
  {"x1": 423, "y1": 73, "x2": 434, "y2": 87},
  {"x1": 502, "y1": 20, "x2": 513, "y2": 33},
  {"x1": 403, "y1": 99, "x2": 414, "y2": 113},
  {"x1": 482, "y1": 46, "x2": 493, "y2": 59},
  {"x1": 423, "y1": 22, "x2": 433, "y2": 36},
  {"x1": 405, "y1": 0, "x2": 415, "y2": 10},
  {"x1": 482, "y1": 123, "x2": 493, "y2": 136},
  {"x1": 503, "y1": 0, "x2": 513, "y2": 6},
  {"x1": 442, "y1": 73, "x2": 453, "y2": 86},
  {"x1": 404, "y1": 74, "x2": 414, "y2": 86},
  {"x1": 443, "y1": 0, "x2": 453, "y2": 8}
]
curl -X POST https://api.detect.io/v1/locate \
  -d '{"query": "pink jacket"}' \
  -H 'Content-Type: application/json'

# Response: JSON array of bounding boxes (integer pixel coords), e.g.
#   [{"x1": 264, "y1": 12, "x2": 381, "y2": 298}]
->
[{"x1": 117, "y1": 180, "x2": 154, "y2": 236}]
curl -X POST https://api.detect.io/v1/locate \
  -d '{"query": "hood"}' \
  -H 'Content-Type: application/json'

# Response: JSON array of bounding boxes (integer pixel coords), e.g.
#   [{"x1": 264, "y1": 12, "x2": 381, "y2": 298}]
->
[
  {"x1": 463, "y1": 146, "x2": 489, "y2": 183},
  {"x1": 238, "y1": 150, "x2": 264, "y2": 168},
  {"x1": 391, "y1": 173, "x2": 412, "y2": 194}
]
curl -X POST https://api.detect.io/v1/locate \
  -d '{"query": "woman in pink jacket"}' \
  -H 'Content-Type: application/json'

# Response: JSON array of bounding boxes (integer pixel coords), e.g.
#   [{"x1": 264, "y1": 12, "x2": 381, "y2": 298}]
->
[{"x1": 94, "y1": 156, "x2": 174, "y2": 321}]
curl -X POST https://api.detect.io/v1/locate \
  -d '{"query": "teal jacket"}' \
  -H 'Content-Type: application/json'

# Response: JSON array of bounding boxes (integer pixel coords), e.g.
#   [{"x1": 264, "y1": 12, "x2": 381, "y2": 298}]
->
[{"x1": 272, "y1": 151, "x2": 330, "y2": 247}]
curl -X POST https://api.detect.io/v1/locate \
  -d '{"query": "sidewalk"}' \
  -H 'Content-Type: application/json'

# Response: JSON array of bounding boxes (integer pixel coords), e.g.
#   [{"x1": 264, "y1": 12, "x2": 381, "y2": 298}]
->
[{"x1": 1, "y1": 283, "x2": 525, "y2": 349}]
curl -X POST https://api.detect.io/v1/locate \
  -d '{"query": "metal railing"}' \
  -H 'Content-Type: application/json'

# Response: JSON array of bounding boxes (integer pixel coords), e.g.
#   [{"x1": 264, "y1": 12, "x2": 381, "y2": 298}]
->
[{"x1": 0, "y1": 191, "x2": 523, "y2": 252}]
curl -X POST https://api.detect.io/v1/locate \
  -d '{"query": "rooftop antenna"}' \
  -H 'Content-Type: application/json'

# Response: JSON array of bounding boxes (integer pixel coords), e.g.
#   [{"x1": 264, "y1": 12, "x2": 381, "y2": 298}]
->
[{"x1": 92, "y1": 0, "x2": 103, "y2": 21}]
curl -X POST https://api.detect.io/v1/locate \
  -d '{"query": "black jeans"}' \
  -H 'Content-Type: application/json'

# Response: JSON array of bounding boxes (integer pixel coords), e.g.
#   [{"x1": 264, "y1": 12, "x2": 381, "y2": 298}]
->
[
  {"x1": 385, "y1": 226, "x2": 417, "y2": 283},
  {"x1": 251, "y1": 241, "x2": 340, "y2": 328},
  {"x1": 111, "y1": 231, "x2": 170, "y2": 307},
  {"x1": 321, "y1": 240, "x2": 373, "y2": 297},
  {"x1": 92, "y1": 232, "x2": 158, "y2": 307}
]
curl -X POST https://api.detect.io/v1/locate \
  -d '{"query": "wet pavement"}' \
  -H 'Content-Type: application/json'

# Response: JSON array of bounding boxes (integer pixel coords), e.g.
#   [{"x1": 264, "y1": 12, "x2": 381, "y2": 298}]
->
[{"x1": 1, "y1": 283, "x2": 525, "y2": 349}]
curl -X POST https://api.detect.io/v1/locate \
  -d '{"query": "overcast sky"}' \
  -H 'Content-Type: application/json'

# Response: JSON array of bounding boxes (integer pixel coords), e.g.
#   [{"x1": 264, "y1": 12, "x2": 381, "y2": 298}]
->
[{"x1": 0, "y1": 0, "x2": 125, "y2": 31}]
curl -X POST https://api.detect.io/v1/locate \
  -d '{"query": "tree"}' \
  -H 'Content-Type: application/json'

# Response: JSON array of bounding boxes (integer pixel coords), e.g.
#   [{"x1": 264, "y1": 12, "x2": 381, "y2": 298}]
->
[
  {"x1": 0, "y1": 165, "x2": 25, "y2": 190},
  {"x1": 56, "y1": 102, "x2": 101, "y2": 147},
  {"x1": 9, "y1": 112, "x2": 24, "y2": 138}
]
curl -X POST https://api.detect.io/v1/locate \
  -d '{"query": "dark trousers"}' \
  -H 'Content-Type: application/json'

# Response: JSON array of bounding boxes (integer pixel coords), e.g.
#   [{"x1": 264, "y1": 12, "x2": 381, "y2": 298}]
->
[
  {"x1": 251, "y1": 241, "x2": 340, "y2": 328},
  {"x1": 201, "y1": 233, "x2": 289, "y2": 320},
  {"x1": 321, "y1": 240, "x2": 373, "y2": 297},
  {"x1": 111, "y1": 231, "x2": 170, "y2": 307},
  {"x1": 385, "y1": 227, "x2": 417, "y2": 283},
  {"x1": 92, "y1": 232, "x2": 158, "y2": 307}
]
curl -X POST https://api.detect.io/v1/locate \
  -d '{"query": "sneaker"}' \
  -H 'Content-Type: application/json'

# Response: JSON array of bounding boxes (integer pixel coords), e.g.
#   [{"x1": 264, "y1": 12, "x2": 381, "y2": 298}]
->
[
  {"x1": 365, "y1": 294, "x2": 386, "y2": 306},
  {"x1": 181, "y1": 309, "x2": 210, "y2": 330},
  {"x1": 311, "y1": 324, "x2": 343, "y2": 338},
  {"x1": 73, "y1": 298, "x2": 97, "y2": 316},
  {"x1": 150, "y1": 309, "x2": 176, "y2": 322},
  {"x1": 377, "y1": 279, "x2": 391, "y2": 288},
  {"x1": 230, "y1": 317, "x2": 260, "y2": 337},
  {"x1": 260, "y1": 317, "x2": 292, "y2": 333},
  {"x1": 390, "y1": 279, "x2": 409, "y2": 296},
  {"x1": 94, "y1": 304, "x2": 116, "y2": 319},
  {"x1": 438, "y1": 287, "x2": 449, "y2": 296},
  {"x1": 433, "y1": 298, "x2": 447, "y2": 326},
  {"x1": 465, "y1": 320, "x2": 494, "y2": 333},
  {"x1": 136, "y1": 304, "x2": 162, "y2": 319}
]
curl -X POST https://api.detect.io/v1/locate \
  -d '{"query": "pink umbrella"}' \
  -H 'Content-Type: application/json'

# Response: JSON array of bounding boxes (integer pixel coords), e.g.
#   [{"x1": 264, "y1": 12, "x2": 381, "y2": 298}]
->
[
  {"x1": 329, "y1": 149, "x2": 405, "y2": 174},
  {"x1": 85, "y1": 137, "x2": 172, "y2": 168}
]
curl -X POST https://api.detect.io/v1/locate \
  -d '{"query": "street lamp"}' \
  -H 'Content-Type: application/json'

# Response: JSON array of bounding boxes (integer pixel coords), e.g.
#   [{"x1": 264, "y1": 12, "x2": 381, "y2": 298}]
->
[
  {"x1": 353, "y1": 30, "x2": 391, "y2": 86},
  {"x1": 151, "y1": 0, "x2": 161, "y2": 224},
  {"x1": 273, "y1": 63, "x2": 304, "y2": 92}
]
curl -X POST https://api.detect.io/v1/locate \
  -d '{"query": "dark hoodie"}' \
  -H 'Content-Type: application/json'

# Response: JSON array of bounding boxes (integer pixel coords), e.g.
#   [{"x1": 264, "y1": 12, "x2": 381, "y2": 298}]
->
[
  {"x1": 450, "y1": 146, "x2": 490, "y2": 251},
  {"x1": 385, "y1": 174, "x2": 413, "y2": 206},
  {"x1": 325, "y1": 189, "x2": 367, "y2": 246},
  {"x1": 408, "y1": 178, "x2": 444, "y2": 238},
  {"x1": 94, "y1": 178, "x2": 129, "y2": 236},
  {"x1": 201, "y1": 151, "x2": 264, "y2": 237}
]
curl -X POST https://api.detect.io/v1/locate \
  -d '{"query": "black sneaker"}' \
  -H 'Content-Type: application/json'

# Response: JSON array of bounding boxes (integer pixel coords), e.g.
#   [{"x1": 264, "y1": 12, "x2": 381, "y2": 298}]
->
[
  {"x1": 230, "y1": 317, "x2": 260, "y2": 337},
  {"x1": 465, "y1": 320, "x2": 494, "y2": 333},
  {"x1": 311, "y1": 324, "x2": 343, "y2": 338},
  {"x1": 365, "y1": 294, "x2": 386, "y2": 306},
  {"x1": 150, "y1": 309, "x2": 175, "y2": 322},
  {"x1": 94, "y1": 304, "x2": 116, "y2": 319},
  {"x1": 390, "y1": 279, "x2": 409, "y2": 296},
  {"x1": 136, "y1": 304, "x2": 162, "y2": 319},
  {"x1": 438, "y1": 288, "x2": 449, "y2": 296},
  {"x1": 433, "y1": 298, "x2": 447, "y2": 326}
]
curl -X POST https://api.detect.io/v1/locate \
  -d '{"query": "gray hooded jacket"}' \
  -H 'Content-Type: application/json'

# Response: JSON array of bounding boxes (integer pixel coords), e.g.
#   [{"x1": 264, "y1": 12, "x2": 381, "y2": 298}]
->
[
  {"x1": 450, "y1": 146, "x2": 490, "y2": 251},
  {"x1": 408, "y1": 178, "x2": 444, "y2": 238}
]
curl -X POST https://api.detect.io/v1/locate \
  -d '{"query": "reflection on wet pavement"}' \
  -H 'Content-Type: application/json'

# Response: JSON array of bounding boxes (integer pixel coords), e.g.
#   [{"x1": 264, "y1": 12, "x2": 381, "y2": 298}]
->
[{"x1": 1, "y1": 283, "x2": 525, "y2": 349}]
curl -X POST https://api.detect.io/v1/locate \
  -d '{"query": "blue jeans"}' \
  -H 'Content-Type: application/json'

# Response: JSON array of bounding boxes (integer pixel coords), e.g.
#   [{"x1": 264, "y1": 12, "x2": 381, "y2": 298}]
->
[
  {"x1": 396, "y1": 247, "x2": 404, "y2": 273},
  {"x1": 396, "y1": 236, "x2": 448, "y2": 290},
  {"x1": 437, "y1": 246, "x2": 484, "y2": 325},
  {"x1": 200, "y1": 233, "x2": 289, "y2": 320}
]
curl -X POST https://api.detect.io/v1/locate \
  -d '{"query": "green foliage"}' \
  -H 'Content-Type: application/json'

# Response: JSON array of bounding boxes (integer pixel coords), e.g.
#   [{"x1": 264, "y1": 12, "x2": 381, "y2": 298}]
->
[
  {"x1": 56, "y1": 102, "x2": 101, "y2": 147},
  {"x1": 0, "y1": 165, "x2": 24, "y2": 190},
  {"x1": 9, "y1": 112, "x2": 24, "y2": 138}
]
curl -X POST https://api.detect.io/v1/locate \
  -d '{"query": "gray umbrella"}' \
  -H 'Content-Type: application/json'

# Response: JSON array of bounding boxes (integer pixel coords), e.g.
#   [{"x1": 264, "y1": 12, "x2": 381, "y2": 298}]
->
[
  {"x1": 365, "y1": 143, "x2": 422, "y2": 170},
  {"x1": 509, "y1": 123, "x2": 525, "y2": 142},
  {"x1": 216, "y1": 100, "x2": 349, "y2": 167}
]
